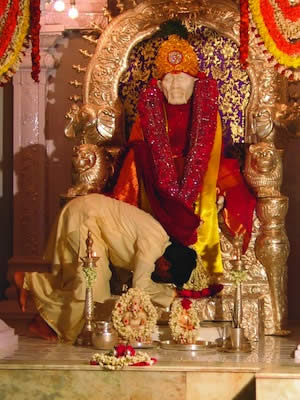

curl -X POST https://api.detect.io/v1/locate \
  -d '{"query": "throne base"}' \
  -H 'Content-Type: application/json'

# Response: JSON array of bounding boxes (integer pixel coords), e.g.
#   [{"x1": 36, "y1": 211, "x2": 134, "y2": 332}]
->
[{"x1": 194, "y1": 294, "x2": 265, "y2": 342}]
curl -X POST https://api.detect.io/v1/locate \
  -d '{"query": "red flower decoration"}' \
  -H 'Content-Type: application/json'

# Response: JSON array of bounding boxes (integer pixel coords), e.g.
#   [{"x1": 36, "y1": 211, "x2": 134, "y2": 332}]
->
[
  {"x1": 125, "y1": 345, "x2": 136, "y2": 356},
  {"x1": 201, "y1": 288, "x2": 211, "y2": 297},
  {"x1": 209, "y1": 284, "x2": 224, "y2": 296},
  {"x1": 177, "y1": 284, "x2": 223, "y2": 299},
  {"x1": 114, "y1": 344, "x2": 127, "y2": 357},
  {"x1": 176, "y1": 289, "x2": 193, "y2": 298},
  {"x1": 114, "y1": 344, "x2": 136, "y2": 357},
  {"x1": 181, "y1": 298, "x2": 192, "y2": 310},
  {"x1": 30, "y1": 0, "x2": 41, "y2": 82},
  {"x1": 240, "y1": 0, "x2": 249, "y2": 69},
  {"x1": 131, "y1": 358, "x2": 157, "y2": 367}
]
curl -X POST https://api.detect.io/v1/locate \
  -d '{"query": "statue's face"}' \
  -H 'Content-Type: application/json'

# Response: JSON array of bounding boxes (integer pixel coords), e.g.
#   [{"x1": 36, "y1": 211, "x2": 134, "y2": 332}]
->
[{"x1": 158, "y1": 72, "x2": 197, "y2": 105}]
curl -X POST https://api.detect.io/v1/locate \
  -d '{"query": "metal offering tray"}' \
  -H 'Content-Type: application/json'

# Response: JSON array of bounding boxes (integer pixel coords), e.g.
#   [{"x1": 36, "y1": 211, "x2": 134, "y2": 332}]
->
[
  {"x1": 129, "y1": 341, "x2": 160, "y2": 349},
  {"x1": 160, "y1": 340, "x2": 217, "y2": 351}
]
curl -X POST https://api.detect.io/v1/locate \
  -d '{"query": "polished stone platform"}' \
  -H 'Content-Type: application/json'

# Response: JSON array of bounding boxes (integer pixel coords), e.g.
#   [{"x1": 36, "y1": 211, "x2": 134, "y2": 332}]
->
[{"x1": 1, "y1": 313, "x2": 300, "y2": 400}]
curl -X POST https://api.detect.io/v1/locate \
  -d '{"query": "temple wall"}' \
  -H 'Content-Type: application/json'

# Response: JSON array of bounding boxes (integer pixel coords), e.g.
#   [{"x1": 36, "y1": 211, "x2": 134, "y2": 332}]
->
[{"x1": 10, "y1": 0, "x2": 107, "y2": 258}]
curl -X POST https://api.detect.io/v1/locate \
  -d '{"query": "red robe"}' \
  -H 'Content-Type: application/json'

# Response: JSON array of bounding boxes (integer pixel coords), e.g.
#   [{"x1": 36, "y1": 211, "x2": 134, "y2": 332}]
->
[{"x1": 112, "y1": 77, "x2": 256, "y2": 270}]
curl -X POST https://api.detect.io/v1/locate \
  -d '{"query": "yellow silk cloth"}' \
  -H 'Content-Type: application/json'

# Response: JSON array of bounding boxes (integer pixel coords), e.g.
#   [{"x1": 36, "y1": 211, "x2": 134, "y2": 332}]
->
[{"x1": 193, "y1": 113, "x2": 223, "y2": 273}]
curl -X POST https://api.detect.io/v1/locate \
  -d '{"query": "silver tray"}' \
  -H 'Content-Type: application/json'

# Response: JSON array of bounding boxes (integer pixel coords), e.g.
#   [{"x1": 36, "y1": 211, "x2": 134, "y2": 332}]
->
[
  {"x1": 129, "y1": 341, "x2": 160, "y2": 349},
  {"x1": 200, "y1": 320, "x2": 232, "y2": 328},
  {"x1": 160, "y1": 340, "x2": 216, "y2": 351}
]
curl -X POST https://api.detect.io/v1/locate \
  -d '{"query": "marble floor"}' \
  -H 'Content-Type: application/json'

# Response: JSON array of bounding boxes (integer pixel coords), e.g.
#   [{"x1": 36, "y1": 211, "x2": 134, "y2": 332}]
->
[{"x1": 1, "y1": 312, "x2": 300, "y2": 399}]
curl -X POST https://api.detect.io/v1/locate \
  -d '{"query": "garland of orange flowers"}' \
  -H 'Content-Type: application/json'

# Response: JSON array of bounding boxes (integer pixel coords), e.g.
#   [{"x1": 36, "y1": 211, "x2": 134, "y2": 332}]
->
[
  {"x1": 259, "y1": 0, "x2": 300, "y2": 55},
  {"x1": 248, "y1": 0, "x2": 300, "y2": 69},
  {"x1": 275, "y1": 0, "x2": 300, "y2": 21},
  {"x1": 0, "y1": 0, "x2": 41, "y2": 85},
  {"x1": 0, "y1": 0, "x2": 30, "y2": 85}
]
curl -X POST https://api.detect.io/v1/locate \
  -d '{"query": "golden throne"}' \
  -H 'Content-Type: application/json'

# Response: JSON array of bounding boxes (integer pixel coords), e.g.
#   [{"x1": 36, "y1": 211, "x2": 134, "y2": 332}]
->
[{"x1": 64, "y1": 0, "x2": 291, "y2": 339}]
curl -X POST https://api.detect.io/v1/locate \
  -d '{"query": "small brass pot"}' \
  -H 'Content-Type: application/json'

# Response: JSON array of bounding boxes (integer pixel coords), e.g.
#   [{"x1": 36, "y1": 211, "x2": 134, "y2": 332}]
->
[{"x1": 91, "y1": 321, "x2": 118, "y2": 350}]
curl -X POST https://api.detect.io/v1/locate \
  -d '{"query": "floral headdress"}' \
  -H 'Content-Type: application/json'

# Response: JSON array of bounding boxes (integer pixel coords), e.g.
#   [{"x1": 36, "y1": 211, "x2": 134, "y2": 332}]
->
[
  {"x1": 154, "y1": 20, "x2": 199, "y2": 79},
  {"x1": 155, "y1": 35, "x2": 199, "y2": 79}
]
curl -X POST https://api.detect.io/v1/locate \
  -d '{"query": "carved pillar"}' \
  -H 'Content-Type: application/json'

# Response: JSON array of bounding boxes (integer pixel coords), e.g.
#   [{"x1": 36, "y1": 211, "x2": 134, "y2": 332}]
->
[
  {"x1": 12, "y1": 29, "x2": 63, "y2": 257},
  {"x1": 255, "y1": 196, "x2": 290, "y2": 335}
]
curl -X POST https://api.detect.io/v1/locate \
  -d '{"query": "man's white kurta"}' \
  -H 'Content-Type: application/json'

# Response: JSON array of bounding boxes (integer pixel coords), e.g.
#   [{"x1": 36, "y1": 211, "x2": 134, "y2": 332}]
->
[{"x1": 25, "y1": 194, "x2": 174, "y2": 342}]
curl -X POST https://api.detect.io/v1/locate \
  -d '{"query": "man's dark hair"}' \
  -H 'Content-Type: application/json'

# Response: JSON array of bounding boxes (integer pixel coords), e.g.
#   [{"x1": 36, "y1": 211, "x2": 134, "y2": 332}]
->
[{"x1": 163, "y1": 242, "x2": 197, "y2": 287}]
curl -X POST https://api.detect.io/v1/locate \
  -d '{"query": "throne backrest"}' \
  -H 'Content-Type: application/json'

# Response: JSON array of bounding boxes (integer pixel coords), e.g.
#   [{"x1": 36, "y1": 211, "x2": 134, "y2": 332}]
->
[
  {"x1": 76, "y1": 0, "x2": 289, "y2": 336},
  {"x1": 118, "y1": 26, "x2": 250, "y2": 147},
  {"x1": 84, "y1": 0, "x2": 286, "y2": 146}
]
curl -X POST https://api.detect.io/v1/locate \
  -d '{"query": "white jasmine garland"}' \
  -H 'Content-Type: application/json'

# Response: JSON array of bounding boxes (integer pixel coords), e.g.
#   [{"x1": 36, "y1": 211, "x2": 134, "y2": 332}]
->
[
  {"x1": 112, "y1": 288, "x2": 158, "y2": 343},
  {"x1": 91, "y1": 351, "x2": 154, "y2": 370},
  {"x1": 230, "y1": 270, "x2": 248, "y2": 286},
  {"x1": 169, "y1": 298, "x2": 200, "y2": 344},
  {"x1": 82, "y1": 266, "x2": 97, "y2": 288}
]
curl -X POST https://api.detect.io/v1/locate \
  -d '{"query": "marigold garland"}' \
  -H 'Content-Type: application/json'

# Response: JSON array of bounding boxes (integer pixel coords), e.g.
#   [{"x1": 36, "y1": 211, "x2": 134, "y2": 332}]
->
[
  {"x1": 240, "y1": 0, "x2": 249, "y2": 69},
  {"x1": 248, "y1": 0, "x2": 300, "y2": 69},
  {"x1": 275, "y1": 0, "x2": 300, "y2": 21},
  {"x1": 0, "y1": 0, "x2": 41, "y2": 85},
  {"x1": 0, "y1": 0, "x2": 20, "y2": 59},
  {"x1": 271, "y1": 0, "x2": 300, "y2": 43},
  {"x1": 260, "y1": 0, "x2": 300, "y2": 54},
  {"x1": 30, "y1": 0, "x2": 40, "y2": 82},
  {"x1": 0, "y1": 0, "x2": 30, "y2": 85}
]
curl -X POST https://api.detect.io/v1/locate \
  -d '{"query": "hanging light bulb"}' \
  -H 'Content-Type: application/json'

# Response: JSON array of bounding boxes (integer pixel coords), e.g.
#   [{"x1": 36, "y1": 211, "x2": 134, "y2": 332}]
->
[
  {"x1": 68, "y1": 0, "x2": 79, "y2": 19},
  {"x1": 68, "y1": 5, "x2": 79, "y2": 19},
  {"x1": 53, "y1": 0, "x2": 65, "y2": 12}
]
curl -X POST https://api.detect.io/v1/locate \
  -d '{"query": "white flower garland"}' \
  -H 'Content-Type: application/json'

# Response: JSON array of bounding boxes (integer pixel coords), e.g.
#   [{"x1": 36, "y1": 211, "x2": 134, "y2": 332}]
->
[
  {"x1": 230, "y1": 270, "x2": 248, "y2": 286},
  {"x1": 112, "y1": 288, "x2": 158, "y2": 343},
  {"x1": 91, "y1": 350, "x2": 154, "y2": 370},
  {"x1": 82, "y1": 265, "x2": 97, "y2": 288},
  {"x1": 169, "y1": 298, "x2": 200, "y2": 344}
]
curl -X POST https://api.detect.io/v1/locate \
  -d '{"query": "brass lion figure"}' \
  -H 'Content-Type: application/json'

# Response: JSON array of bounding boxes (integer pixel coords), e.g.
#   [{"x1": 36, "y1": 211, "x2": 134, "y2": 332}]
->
[
  {"x1": 244, "y1": 142, "x2": 282, "y2": 198},
  {"x1": 64, "y1": 102, "x2": 125, "y2": 146},
  {"x1": 251, "y1": 109, "x2": 274, "y2": 142},
  {"x1": 66, "y1": 144, "x2": 114, "y2": 197}
]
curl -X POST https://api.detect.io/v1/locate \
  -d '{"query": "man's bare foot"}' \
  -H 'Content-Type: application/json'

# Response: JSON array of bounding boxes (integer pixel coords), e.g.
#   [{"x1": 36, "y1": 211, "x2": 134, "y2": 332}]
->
[
  {"x1": 29, "y1": 314, "x2": 58, "y2": 343},
  {"x1": 14, "y1": 271, "x2": 29, "y2": 312}
]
